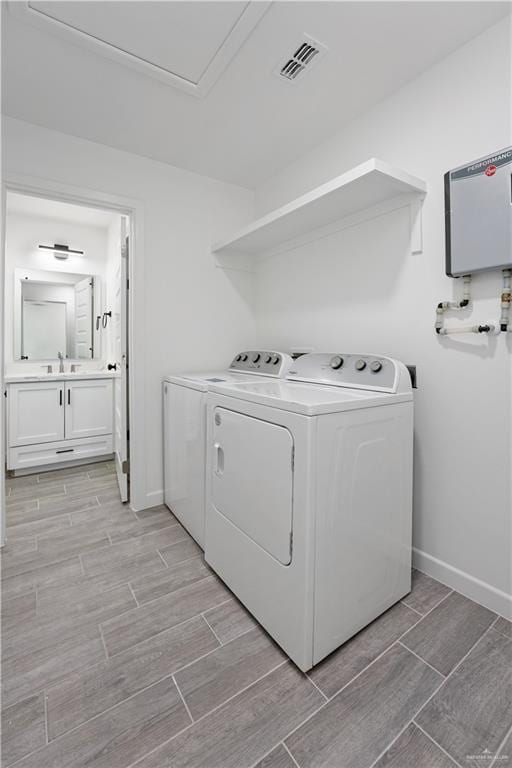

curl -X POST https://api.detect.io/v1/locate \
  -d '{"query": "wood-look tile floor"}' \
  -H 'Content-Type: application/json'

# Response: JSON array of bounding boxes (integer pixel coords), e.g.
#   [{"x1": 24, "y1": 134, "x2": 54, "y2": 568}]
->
[{"x1": 2, "y1": 462, "x2": 511, "y2": 768}]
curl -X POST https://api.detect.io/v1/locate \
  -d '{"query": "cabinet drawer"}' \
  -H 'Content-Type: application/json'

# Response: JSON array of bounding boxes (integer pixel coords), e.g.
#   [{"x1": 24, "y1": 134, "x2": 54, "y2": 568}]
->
[{"x1": 8, "y1": 435, "x2": 113, "y2": 471}]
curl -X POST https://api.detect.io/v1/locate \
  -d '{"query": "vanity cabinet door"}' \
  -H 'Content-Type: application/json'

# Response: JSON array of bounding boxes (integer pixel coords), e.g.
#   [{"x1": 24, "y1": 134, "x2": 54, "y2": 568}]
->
[
  {"x1": 65, "y1": 379, "x2": 113, "y2": 439},
  {"x1": 8, "y1": 382, "x2": 65, "y2": 446}
]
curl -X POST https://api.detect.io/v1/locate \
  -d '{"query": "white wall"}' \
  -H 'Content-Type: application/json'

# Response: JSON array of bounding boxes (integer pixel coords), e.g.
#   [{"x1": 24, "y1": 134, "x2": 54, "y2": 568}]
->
[
  {"x1": 253, "y1": 18, "x2": 512, "y2": 615},
  {"x1": 5, "y1": 210, "x2": 109, "y2": 366},
  {"x1": 2, "y1": 117, "x2": 256, "y2": 508}
]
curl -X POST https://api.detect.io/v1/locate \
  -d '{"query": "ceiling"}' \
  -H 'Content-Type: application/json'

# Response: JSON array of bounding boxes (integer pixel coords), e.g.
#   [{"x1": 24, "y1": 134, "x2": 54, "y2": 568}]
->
[
  {"x1": 7, "y1": 191, "x2": 118, "y2": 229},
  {"x1": 2, "y1": 1, "x2": 510, "y2": 188},
  {"x1": 27, "y1": 1, "x2": 250, "y2": 83}
]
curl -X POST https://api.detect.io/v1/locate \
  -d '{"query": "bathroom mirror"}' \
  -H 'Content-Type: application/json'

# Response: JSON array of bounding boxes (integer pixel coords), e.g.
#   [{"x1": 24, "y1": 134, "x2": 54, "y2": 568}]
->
[{"x1": 14, "y1": 268, "x2": 102, "y2": 360}]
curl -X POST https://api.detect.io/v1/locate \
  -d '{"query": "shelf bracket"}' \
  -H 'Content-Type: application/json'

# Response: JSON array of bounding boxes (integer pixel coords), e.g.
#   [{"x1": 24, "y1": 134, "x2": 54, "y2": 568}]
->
[{"x1": 409, "y1": 196, "x2": 425, "y2": 254}]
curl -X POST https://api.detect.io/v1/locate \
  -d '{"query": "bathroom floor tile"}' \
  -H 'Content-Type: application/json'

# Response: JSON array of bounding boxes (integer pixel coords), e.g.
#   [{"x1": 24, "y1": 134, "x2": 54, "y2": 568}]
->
[
  {"x1": 101, "y1": 574, "x2": 230, "y2": 656},
  {"x1": 373, "y1": 723, "x2": 458, "y2": 767},
  {"x1": 1, "y1": 693, "x2": 47, "y2": 766},
  {"x1": 495, "y1": 616, "x2": 512, "y2": 639},
  {"x1": 400, "y1": 591, "x2": 496, "y2": 675},
  {"x1": 159, "y1": 535, "x2": 202, "y2": 567},
  {"x1": 13, "y1": 678, "x2": 190, "y2": 768},
  {"x1": 130, "y1": 555, "x2": 211, "y2": 604},
  {"x1": 175, "y1": 625, "x2": 286, "y2": 720},
  {"x1": 203, "y1": 598, "x2": 258, "y2": 644},
  {"x1": 416, "y1": 629, "x2": 512, "y2": 766},
  {"x1": 46, "y1": 616, "x2": 218, "y2": 739},
  {"x1": 286, "y1": 644, "x2": 442, "y2": 768},
  {"x1": 2, "y1": 627, "x2": 106, "y2": 709},
  {"x1": 254, "y1": 745, "x2": 297, "y2": 768},
  {"x1": 401, "y1": 569, "x2": 452, "y2": 615},
  {"x1": 1, "y1": 555, "x2": 82, "y2": 599},
  {"x1": 309, "y1": 601, "x2": 419, "y2": 698},
  {"x1": 2, "y1": 466, "x2": 506, "y2": 768},
  {"x1": 134, "y1": 663, "x2": 323, "y2": 768},
  {"x1": 6, "y1": 513, "x2": 71, "y2": 539}
]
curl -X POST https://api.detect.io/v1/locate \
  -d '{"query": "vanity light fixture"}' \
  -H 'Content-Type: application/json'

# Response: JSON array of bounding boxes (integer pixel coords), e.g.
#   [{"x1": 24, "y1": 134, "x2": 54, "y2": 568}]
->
[{"x1": 38, "y1": 243, "x2": 84, "y2": 260}]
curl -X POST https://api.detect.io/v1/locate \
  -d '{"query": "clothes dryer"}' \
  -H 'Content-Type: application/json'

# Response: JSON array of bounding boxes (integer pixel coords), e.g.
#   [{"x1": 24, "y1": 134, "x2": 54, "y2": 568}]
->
[{"x1": 205, "y1": 353, "x2": 413, "y2": 670}]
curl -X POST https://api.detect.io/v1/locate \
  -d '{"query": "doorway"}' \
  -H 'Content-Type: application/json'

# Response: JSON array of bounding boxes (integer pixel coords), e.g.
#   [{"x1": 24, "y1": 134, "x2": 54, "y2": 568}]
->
[{"x1": 1, "y1": 186, "x2": 134, "y2": 542}]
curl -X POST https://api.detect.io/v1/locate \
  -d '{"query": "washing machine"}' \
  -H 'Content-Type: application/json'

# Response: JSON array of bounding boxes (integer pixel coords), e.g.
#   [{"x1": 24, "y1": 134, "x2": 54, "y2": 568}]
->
[
  {"x1": 163, "y1": 350, "x2": 293, "y2": 547},
  {"x1": 205, "y1": 353, "x2": 413, "y2": 671}
]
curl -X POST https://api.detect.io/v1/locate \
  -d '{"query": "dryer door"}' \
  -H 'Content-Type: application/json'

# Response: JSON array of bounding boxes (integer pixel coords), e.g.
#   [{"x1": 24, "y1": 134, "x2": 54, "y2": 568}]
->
[{"x1": 212, "y1": 407, "x2": 294, "y2": 565}]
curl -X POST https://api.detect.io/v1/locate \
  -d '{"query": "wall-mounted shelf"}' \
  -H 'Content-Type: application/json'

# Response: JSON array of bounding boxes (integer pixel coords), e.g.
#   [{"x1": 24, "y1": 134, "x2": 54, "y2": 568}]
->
[{"x1": 212, "y1": 159, "x2": 427, "y2": 259}]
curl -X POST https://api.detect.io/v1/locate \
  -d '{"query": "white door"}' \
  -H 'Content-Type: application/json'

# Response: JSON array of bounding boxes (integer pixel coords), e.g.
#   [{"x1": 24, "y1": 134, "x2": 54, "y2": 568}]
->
[
  {"x1": 8, "y1": 381, "x2": 65, "y2": 446},
  {"x1": 64, "y1": 379, "x2": 113, "y2": 439},
  {"x1": 113, "y1": 218, "x2": 129, "y2": 501},
  {"x1": 211, "y1": 407, "x2": 294, "y2": 565},
  {"x1": 74, "y1": 277, "x2": 93, "y2": 358}
]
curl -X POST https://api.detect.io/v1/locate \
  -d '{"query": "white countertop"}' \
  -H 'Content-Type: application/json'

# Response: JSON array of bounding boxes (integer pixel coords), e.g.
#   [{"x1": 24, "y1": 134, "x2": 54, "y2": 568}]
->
[{"x1": 4, "y1": 372, "x2": 118, "y2": 384}]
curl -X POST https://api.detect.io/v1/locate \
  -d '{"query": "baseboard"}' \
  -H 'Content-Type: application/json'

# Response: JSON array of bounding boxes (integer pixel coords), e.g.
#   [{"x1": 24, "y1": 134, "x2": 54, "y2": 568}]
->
[
  {"x1": 131, "y1": 488, "x2": 164, "y2": 512},
  {"x1": 10, "y1": 454, "x2": 114, "y2": 476},
  {"x1": 413, "y1": 547, "x2": 512, "y2": 620}
]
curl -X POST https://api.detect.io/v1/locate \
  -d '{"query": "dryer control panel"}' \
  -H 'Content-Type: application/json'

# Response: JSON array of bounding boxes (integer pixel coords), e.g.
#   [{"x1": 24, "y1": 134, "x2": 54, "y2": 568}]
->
[
  {"x1": 229, "y1": 351, "x2": 293, "y2": 378},
  {"x1": 287, "y1": 353, "x2": 410, "y2": 393}
]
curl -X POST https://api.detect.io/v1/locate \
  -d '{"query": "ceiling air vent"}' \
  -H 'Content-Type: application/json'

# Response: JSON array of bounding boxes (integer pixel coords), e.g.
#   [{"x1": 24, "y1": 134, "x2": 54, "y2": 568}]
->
[{"x1": 274, "y1": 35, "x2": 327, "y2": 84}]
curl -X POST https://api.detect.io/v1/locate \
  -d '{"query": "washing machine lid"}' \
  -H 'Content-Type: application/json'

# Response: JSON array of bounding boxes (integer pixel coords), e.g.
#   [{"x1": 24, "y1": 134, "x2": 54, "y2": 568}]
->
[
  {"x1": 208, "y1": 379, "x2": 412, "y2": 415},
  {"x1": 164, "y1": 350, "x2": 293, "y2": 391},
  {"x1": 164, "y1": 371, "x2": 264, "y2": 392}
]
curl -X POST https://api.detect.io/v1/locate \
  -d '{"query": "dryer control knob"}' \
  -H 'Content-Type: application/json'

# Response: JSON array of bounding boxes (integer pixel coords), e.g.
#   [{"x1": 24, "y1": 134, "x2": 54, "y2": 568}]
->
[
  {"x1": 236, "y1": 354, "x2": 242, "y2": 362},
  {"x1": 252, "y1": 353, "x2": 261, "y2": 363},
  {"x1": 355, "y1": 359, "x2": 367, "y2": 371},
  {"x1": 241, "y1": 354, "x2": 248, "y2": 362},
  {"x1": 330, "y1": 355, "x2": 344, "y2": 370},
  {"x1": 264, "y1": 355, "x2": 272, "y2": 364},
  {"x1": 370, "y1": 360, "x2": 382, "y2": 372},
  {"x1": 272, "y1": 355, "x2": 280, "y2": 365}
]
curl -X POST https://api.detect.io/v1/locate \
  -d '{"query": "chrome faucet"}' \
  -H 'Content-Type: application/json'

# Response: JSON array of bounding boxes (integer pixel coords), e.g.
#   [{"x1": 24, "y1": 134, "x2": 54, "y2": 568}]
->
[{"x1": 57, "y1": 351, "x2": 65, "y2": 374}]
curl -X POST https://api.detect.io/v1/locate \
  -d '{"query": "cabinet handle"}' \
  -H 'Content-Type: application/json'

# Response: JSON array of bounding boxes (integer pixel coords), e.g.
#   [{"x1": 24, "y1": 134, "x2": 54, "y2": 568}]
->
[
  {"x1": 59, "y1": 389, "x2": 63, "y2": 406},
  {"x1": 56, "y1": 448, "x2": 74, "y2": 454},
  {"x1": 68, "y1": 389, "x2": 71, "y2": 405}
]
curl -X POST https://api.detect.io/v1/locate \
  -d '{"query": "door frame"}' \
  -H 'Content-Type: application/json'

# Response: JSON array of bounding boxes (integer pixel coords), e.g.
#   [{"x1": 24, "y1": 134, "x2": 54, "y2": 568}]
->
[{"x1": 1, "y1": 171, "x2": 147, "y2": 543}]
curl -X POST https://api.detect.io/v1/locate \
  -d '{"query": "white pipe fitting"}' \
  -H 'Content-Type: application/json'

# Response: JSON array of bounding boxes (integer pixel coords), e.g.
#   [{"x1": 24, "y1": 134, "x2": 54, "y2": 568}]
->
[
  {"x1": 438, "y1": 323, "x2": 496, "y2": 336},
  {"x1": 500, "y1": 269, "x2": 511, "y2": 332},
  {"x1": 435, "y1": 275, "x2": 472, "y2": 335}
]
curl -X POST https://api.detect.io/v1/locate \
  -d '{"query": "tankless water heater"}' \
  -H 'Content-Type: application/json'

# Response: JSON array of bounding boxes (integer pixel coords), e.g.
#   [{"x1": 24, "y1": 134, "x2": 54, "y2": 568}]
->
[{"x1": 445, "y1": 146, "x2": 512, "y2": 276}]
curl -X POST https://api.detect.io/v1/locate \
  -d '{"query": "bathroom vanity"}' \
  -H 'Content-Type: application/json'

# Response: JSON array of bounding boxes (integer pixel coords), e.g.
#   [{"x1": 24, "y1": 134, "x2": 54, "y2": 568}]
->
[{"x1": 5, "y1": 373, "x2": 115, "y2": 472}]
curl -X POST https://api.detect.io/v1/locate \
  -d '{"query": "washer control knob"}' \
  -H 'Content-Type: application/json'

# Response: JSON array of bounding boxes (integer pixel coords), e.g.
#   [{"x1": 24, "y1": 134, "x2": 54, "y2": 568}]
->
[
  {"x1": 265, "y1": 355, "x2": 272, "y2": 364},
  {"x1": 355, "y1": 359, "x2": 367, "y2": 371},
  {"x1": 236, "y1": 354, "x2": 242, "y2": 362},
  {"x1": 252, "y1": 353, "x2": 261, "y2": 363},
  {"x1": 330, "y1": 355, "x2": 344, "y2": 370},
  {"x1": 370, "y1": 360, "x2": 383, "y2": 373},
  {"x1": 241, "y1": 354, "x2": 248, "y2": 362},
  {"x1": 272, "y1": 355, "x2": 280, "y2": 365}
]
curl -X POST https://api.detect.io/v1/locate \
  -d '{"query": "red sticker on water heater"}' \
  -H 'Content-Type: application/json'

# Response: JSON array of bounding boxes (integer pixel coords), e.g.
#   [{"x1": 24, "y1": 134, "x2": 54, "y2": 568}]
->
[{"x1": 485, "y1": 165, "x2": 497, "y2": 176}]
